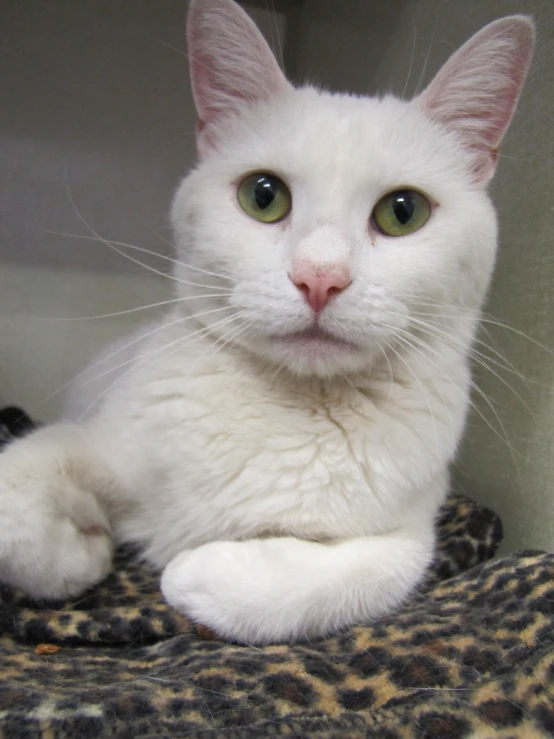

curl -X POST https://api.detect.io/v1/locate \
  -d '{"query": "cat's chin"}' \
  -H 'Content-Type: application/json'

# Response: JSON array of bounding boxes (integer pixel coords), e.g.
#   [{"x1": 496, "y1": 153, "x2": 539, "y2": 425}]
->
[
  {"x1": 274, "y1": 327, "x2": 358, "y2": 354},
  {"x1": 251, "y1": 327, "x2": 372, "y2": 378}
]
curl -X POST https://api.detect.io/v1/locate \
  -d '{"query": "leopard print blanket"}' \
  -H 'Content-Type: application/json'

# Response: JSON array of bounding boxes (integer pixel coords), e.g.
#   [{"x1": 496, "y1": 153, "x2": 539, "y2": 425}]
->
[{"x1": 0, "y1": 407, "x2": 553, "y2": 738}]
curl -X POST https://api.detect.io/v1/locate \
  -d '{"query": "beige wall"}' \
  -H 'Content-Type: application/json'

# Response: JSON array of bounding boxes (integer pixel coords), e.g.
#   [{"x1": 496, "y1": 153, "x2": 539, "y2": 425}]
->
[
  {"x1": 0, "y1": 264, "x2": 170, "y2": 419},
  {"x1": 291, "y1": 0, "x2": 554, "y2": 553}
]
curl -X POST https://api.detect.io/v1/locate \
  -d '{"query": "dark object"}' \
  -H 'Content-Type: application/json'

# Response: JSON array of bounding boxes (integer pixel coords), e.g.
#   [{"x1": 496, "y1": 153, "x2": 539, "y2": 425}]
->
[
  {"x1": 0, "y1": 407, "x2": 552, "y2": 737},
  {"x1": 0, "y1": 406, "x2": 36, "y2": 449}
]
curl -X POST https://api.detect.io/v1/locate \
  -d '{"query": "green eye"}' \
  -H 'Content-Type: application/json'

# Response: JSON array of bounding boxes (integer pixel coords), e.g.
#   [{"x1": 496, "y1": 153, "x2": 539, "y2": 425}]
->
[
  {"x1": 237, "y1": 172, "x2": 291, "y2": 223},
  {"x1": 372, "y1": 189, "x2": 432, "y2": 237}
]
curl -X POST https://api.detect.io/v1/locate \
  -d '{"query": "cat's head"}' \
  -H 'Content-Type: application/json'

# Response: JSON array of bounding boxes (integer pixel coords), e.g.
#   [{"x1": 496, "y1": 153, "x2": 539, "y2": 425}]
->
[{"x1": 171, "y1": 0, "x2": 534, "y2": 378}]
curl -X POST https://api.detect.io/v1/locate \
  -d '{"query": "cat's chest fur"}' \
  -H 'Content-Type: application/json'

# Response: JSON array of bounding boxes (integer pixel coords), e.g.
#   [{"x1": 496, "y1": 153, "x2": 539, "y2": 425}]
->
[{"x1": 106, "y1": 347, "x2": 449, "y2": 567}]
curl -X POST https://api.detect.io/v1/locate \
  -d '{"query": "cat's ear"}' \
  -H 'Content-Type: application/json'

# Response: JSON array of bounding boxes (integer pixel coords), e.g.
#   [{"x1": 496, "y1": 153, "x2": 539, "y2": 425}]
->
[
  {"x1": 418, "y1": 16, "x2": 535, "y2": 184},
  {"x1": 187, "y1": 0, "x2": 291, "y2": 153}
]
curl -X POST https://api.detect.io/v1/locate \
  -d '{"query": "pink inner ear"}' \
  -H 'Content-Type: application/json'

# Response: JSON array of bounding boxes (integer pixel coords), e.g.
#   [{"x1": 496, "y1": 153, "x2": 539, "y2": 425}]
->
[
  {"x1": 419, "y1": 16, "x2": 535, "y2": 182},
  {"x1": 187, "y1": 0, "x2": 290, "y2": 135}
]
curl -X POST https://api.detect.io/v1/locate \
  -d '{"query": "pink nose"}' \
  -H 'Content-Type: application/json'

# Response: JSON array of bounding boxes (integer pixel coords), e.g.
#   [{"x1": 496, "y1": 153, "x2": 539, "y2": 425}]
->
[{"x1": 291, "y1": 269, "x2": 352, "y2": 313}]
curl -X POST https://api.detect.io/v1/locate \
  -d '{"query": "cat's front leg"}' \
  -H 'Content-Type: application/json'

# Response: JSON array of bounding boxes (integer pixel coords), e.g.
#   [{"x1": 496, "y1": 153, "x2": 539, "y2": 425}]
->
[
  {"x1": 0, "y1": 423, "x2": 114, "y2": 599},
  {"x1": 161, "y1": 527, "x2": 434, "y2": 644}
]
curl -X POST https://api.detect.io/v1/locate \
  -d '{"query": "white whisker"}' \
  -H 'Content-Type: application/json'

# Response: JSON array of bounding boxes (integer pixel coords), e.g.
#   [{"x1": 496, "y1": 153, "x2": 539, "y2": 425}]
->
[
  {"x1": 400, "y1": 314, "x2": 534, "y2": 411},
  {"x1": 76, "y1": 312, "x2": 244, "y2": 421},
  {"x1": 37, "y1": 294, "x2": 233, "y2": 321},
  {"x1": 384, "y1": 297, "x2": 545, "y2": 390},
  {"x1": 390, "y1": 326, "x2": 524, "y2": 470},
  {"x1": 33, "y1": 306, "x2": 234, "y2": 413},
  {"x1": 270, "y1": 0, "x2": 284, "y2": 70},
  {"x1": 414, "y1": 12, "x2": 439, "y2": 96},
  {"x1": 407, "y1": 309, "x2": 553, "y2": 357},
  {"x1": 402, "y1": 17, "x2": 417, "y2": 99},
  {"x1": 40, "y1": 228, "x2": 233, "y2": 289},
  {"x1": 390, "y1": 331, "x2": 456, "y2": 442},
  {"x1": 383, "y1": 339, "x2": 440, "y2": 452},
  {"x1": 373, "y1": 336, "x2": 396, "y2": 400},
  {"x1": 78, "y1": 309, "x2": 238, "y2": 390},
  {"x1": 268, "y1": 358, "x2": 288, "y2": 384},
  {"x1": 148, "y1": 228, "x2": 235, "y2": 280},
  {"x1": 156, "y1": 317, "x2": 255, "y2": 386}
]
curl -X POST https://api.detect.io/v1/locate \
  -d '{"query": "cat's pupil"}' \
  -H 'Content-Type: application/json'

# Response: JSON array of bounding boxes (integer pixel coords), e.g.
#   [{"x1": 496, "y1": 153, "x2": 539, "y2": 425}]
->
[
  {"x1": 392, "y1": 192, "x2": 415, "y2": 225},
  {"x1": 254, "y1": 177, "x2": 277, "y2": 210}
]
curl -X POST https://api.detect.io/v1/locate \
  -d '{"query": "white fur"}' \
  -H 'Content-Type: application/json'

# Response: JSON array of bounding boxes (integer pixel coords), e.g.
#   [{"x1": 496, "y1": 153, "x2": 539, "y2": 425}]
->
[{"x1": 0, "y1": 1, "x2": 534, "y2": 643}]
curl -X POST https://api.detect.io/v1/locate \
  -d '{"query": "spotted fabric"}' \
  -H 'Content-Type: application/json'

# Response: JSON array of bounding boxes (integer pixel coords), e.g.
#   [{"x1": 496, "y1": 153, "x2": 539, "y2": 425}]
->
[{"x1": 0, "y1": 407, "x2": 553, "y2": 738}]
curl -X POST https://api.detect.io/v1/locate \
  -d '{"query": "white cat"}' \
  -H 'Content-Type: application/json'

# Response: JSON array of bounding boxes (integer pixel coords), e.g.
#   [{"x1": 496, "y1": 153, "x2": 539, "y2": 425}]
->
[{"x1": 0, "y1": 0, "x2": 534, "y2": 644}]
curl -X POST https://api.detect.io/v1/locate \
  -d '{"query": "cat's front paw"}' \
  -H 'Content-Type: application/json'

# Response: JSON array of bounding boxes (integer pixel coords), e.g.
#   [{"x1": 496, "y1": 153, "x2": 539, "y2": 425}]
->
[
  {"x1": 0, "y1": 452, "x2": 113, "y2": 599},
  {"x1": 161, "y1": 538, "x2": 311, "y2": 644}
]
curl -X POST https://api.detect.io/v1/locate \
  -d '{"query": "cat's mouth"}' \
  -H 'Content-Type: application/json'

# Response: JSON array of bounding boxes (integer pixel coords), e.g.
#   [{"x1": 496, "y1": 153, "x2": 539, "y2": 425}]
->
[{"x1": 274, "y1": 327, "x2": 358, "y2": 351}]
